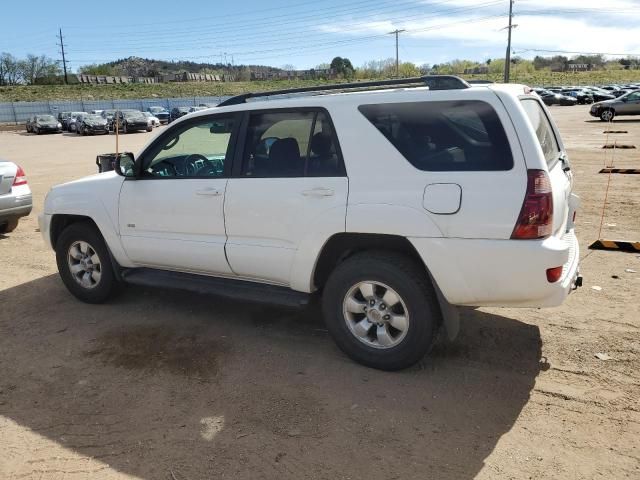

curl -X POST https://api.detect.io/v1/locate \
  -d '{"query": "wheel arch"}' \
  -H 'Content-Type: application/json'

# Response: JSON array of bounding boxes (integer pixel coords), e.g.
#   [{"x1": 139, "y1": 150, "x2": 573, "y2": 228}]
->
[{"x1": 312, "y1": 232, "x2": 459, "y2": 336}]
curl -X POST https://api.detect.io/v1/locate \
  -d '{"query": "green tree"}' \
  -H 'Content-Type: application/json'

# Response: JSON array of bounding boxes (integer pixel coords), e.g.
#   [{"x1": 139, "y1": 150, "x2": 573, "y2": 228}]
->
[{"x1": 330, "y1": 56, "x2": 355, "y2": 78}]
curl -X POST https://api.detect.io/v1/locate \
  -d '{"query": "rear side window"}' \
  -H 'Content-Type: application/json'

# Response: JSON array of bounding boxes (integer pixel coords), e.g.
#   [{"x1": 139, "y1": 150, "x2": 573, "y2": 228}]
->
[
  {"x1": 520, "y1": 98, "x2": 561, "y2": 167},
  {"x1": 358, "y1": 100, "x2": 513, "y2": 171},
  {"x1": 241, "y1": 110, "x2": 344, "y2": 177}
]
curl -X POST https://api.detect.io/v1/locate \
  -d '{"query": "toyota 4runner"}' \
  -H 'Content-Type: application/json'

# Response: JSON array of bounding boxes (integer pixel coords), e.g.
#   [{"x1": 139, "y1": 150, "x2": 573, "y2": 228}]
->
[{"x1": 39, "y1": 76, "x2": 581, "y2": 370}]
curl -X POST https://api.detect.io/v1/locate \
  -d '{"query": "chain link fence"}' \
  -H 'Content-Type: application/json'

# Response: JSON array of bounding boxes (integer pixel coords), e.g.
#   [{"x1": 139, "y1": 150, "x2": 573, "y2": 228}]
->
[{"x1": 0, "y1": 96, "x2": 232, "y2": 124}]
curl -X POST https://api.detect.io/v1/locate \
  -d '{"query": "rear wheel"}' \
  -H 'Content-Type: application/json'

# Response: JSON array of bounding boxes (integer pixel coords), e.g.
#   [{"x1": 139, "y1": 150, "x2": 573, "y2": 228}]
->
[
  {"x1": 600, "y1": 109, "x2": 615, "y2": 122},
  {"x1": 55, "y1": 222, "x2": 118, "y2": 303},
  {"x1": 322, "y1": 251, "x2": 441, "y2": 371}
]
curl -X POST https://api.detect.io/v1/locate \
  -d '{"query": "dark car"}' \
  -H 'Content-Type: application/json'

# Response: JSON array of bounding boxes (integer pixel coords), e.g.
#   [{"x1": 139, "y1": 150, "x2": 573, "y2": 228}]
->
[
  {"x1": 584, "y1": 87, "x2": 616, "y2": 102},
  {"x1": 76, "y1": 113, "x2": 109, "y2": 135},
  {"x1": 113, "y1": 110, "x2": 152, "y2": 133},
  {"x1": 101, "y1": 109, "x2": 117, "y2": 130},
  {"x1": 561, "y1": 89, "x2": 593, "y2": 104},
  {"x1": 57, "y1": 111, "x2": 72, "y2": 130},
  {"x1": 169, "y1": 106, "x2": 190, "y2": 122},
  {"x1": 147, "y1": 106, "x2": 170, "y2": 124},
  {"x1": 26, "y1": 114, "x2": 62, "y2": 134},
  {"x1": 534, "y1": 89, "x2": 577, "y2": 106}
]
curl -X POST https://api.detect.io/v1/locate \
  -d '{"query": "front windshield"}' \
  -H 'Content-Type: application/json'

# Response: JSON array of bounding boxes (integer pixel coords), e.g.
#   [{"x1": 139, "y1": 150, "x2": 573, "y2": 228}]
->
[
  {"x1": 37, "y1": 115, "x2": 56, "y2": 122},
  {"x1": 86, "y1": 114, "x2": 103, "y2": 121},
  {"x1": 149, "y1": 107, "x2": 164, "y2": 113},
  {"x1": 124, "y1": 111, "x2": 143, "y2": 118}
]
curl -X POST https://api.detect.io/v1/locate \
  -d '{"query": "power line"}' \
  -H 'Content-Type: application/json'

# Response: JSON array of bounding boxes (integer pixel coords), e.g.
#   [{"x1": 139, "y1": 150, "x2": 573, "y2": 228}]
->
[{"x1": 57, "y1": 28, "x2": 69, "y2": 84}]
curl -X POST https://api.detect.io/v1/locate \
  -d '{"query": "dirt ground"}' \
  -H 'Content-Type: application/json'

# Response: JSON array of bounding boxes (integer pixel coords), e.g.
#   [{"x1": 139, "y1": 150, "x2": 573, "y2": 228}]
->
[{"x1": 0, "y1": 107, "x2": 639, "y2": 480}]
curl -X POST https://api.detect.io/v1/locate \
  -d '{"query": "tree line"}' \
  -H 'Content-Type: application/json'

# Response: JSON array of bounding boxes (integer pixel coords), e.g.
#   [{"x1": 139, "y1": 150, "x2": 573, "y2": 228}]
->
[{"x1": 0, "y1": 53, "x2": 62, "y2": 86}]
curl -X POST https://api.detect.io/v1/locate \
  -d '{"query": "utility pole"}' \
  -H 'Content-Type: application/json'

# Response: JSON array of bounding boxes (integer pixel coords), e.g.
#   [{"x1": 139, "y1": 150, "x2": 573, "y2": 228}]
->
[
  {"x1": 57, "y1": 28, "x2": 69, "y2": 84},
  {"x1": 388, "y1": 29, "x2": 405, "y2": 77},
  {"x1": 504, "y1": 0, "x2": 514, "y2": 83}
]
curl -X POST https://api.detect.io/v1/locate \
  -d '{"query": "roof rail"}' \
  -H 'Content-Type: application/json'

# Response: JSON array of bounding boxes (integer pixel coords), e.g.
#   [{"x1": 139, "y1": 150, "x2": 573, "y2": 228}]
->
[{"x1": 217, "y1": 75, "x2": 471, "y2": 107}]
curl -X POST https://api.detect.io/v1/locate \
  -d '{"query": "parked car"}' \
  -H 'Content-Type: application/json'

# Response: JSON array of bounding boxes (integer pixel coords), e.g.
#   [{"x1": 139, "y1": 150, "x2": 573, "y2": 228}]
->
[
  {"x1": 101, "y1": 109, "x2": 117, "y2": 130},
  {"x1": 0, "y1": 159, "x2": 32, "y2": 233},
  {"x1": 26, "y1": 114, "x2": 62, "y2": 134},
  {"x1": 76, "y1": 113, "x2": 109, "y2": 135},
  {"x1": 68, "y1": 112, "x2": 88, "y2": 133},
  {"x1": 561, "y1": 89, "x2": 593, "y2": 104},
  {"x1": 188, "y1": 106, "x2": 208, "y2": 114},
  {"x1": 58, "y1": 111, "x2": 71, "y2": 130},
  {"x1": 169, "y1": 106, "x2": 190, "y2": 122},
  {"x1": 112, "y1": 110, "x2": 153, "y2": 133},
  {"x1": 583, "y1": 87, "x2": 616, "y2": 102},
  {"x1": 533, "y1": 89, "x2": 577, "y2": 106},
  {"x1": 90, "y1": 109, "x2": 104, "y2": 115},
  {"x1": 590, "y1": 89, "x2": 640, "y2": 121},
  {"x1": 142, "y1": 111, "x2": 161, "y2": 127},
  {"x1": 147, "y1": 106, "x2": 170, "y2": 124},
  {"x1": 39, "y1": 77, "x2": 581, "y2": 371}
]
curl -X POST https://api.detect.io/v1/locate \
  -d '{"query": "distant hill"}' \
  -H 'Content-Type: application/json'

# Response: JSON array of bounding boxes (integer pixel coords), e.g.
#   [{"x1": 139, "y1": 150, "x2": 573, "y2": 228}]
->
[{"x1": 80, "y1": 56, "x2": 280, "y2": 80}]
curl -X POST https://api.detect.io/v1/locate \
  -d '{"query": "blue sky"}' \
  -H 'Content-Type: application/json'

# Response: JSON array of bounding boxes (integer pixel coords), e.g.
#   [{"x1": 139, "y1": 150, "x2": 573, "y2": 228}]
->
[{"x1": 2, "y1": 0, "x2": 640, "y2": 71}]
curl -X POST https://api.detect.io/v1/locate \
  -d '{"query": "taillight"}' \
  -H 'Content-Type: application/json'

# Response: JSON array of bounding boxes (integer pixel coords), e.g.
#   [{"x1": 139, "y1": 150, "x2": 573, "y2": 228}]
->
[
  {"x1": 511, "y1": 170, "x2": 553, "y2": 239},
  {"x1": 12, "y1": 166, "x2": 27, "y2": 186},
  {"x1": 546, "y1": 266, "x2": 563, "y2": 283}
]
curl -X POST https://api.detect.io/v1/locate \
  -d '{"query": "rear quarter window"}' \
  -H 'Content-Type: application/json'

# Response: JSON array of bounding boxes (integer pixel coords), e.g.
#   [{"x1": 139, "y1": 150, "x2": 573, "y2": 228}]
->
[
  {"x1": 358, "y1": 100, "x2": 513, "y2": 171},
  {"x1": 520, "y1": 98, "x2": 561, "y2": 168}
]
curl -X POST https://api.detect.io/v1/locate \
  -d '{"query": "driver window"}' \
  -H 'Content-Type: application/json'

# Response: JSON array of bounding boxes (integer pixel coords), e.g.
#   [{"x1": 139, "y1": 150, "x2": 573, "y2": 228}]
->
[{"x1": 144, "y1": 116, "x2": 235, "y2": 178}]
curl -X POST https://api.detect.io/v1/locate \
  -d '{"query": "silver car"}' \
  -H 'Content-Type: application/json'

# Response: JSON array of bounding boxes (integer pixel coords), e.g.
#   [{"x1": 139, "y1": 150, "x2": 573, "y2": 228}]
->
[
  {"x1": 590, "y1": 90, "x2": 640, "y2": 121},
  {"x1": 0, "y1": 160, "x2": 32, "y2": 233}
]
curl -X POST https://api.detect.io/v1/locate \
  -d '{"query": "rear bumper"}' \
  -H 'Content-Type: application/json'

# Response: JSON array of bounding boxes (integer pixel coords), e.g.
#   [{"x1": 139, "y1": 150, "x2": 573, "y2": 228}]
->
[
  {"x1": 0, "y1": 190, "x2": 32, "y2": 221},
  {"x1": 410, "y1": 230, "x2": 580, "y2": 308}
]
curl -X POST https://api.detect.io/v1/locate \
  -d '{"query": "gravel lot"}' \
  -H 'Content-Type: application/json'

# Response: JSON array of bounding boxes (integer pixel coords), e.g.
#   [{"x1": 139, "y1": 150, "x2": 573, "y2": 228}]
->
[{"x1": 0, "y1": 108, "x2": 639, "y2": 480}]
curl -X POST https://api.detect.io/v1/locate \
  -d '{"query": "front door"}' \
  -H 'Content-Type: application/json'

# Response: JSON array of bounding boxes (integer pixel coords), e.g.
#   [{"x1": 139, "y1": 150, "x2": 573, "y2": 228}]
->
[
  {"x1": 225, "y1": 109, "x2": 348, "y2": 285},
  {"x1": 119, "y1": 113, "x2": 239, "y2": 275},
  {"x1": 617, "y1": 91, "x2": 640, "y2": 115}
]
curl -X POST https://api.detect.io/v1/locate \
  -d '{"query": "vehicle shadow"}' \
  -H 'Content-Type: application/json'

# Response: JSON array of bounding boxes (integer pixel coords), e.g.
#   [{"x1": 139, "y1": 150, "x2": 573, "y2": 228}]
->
[
  {"x1": 0, "y1": 275, "x2": 544, "y2": 480},
  {"x1": 584, "y1": 118, "x2": 640, "y2": 123}
]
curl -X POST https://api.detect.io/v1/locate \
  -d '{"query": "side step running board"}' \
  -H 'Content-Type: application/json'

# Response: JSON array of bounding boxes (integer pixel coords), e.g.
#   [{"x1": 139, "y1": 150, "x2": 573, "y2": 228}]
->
[{"x1": 121, "y1": 268, "x2": 310, "y2": 308}]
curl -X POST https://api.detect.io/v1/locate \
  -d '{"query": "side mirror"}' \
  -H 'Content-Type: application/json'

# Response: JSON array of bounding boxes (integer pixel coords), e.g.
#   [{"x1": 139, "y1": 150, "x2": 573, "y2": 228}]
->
[{"x1": 114, "y1": 152, "x2": 136, "y2": 177}]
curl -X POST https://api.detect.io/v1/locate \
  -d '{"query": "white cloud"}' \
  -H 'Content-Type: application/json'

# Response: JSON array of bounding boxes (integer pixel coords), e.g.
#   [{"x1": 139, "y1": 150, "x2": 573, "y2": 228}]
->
[{"x1": 317, "y1": 3, "x2": 640, "y2": 59}]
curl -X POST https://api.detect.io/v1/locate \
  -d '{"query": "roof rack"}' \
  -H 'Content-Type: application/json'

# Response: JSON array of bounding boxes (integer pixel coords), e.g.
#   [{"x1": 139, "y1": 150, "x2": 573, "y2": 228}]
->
[{"x1": 217, "y1": 75, "x2": 471, "y2": 107}]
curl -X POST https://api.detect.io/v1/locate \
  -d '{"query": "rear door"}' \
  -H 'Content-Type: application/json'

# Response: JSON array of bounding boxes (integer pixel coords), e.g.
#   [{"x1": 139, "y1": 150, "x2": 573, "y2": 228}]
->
[
  {"x1": 520, "y1": 97, "x2": 572, "y2": 235},
  {"x1": 224, "y1": 108, "x2": 348, "y2": 285}
]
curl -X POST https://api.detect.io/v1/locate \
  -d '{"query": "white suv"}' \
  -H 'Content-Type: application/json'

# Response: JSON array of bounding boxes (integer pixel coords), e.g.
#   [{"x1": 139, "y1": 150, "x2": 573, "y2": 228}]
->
[{"x1": 39, "y1": 76, "x2": 581, "y2": 370}]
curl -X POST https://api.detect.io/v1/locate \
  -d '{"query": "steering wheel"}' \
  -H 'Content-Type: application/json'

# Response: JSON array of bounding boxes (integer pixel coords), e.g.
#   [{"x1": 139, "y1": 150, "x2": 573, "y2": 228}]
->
[
  {"x1": 151, "y1": 159, "x2": 178, "y2": 176},
  {"x1": 184, "y1": 153, "x2": 212, "y2": 176}
]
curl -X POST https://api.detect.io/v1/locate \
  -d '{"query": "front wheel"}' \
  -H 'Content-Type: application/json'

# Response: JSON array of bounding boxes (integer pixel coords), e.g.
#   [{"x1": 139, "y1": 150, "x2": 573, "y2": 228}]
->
[
  {"x1": 0, "y1": 218, "x2": 19, "y2": 233},
  {"x1": 322, "y1": 252, "x2": 441, "y2": 371},
  {"x1": 600, "y1": 109, "x2": 615, "y2": 122},
  {"x1": 56, "y1": 222, "x2": 119, "y2": 304}
]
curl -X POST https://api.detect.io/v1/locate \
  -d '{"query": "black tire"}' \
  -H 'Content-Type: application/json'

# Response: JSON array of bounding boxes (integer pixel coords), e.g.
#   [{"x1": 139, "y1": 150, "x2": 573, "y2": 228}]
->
[
  {"x1": 146, "y1": 126, "x2": 153, "y2": 132},
  {"x1": 322, "y1": 251, "x2": 441, "y2": 371},
  {"x1": 35, "y1": 127, "x2": 40, "y2": 135},
  {"x1": 55, "y1": 222, "x2": 118, "y2": 304},
  {"x1": 600, "y1": 109, "x2": 615, "y2": 122},
  {"x1": 123, "y1": 123, "x2": 128, "y2": 134},
  {"x1": 0, "y1": 218, "x2": 19, "y2": 233}
]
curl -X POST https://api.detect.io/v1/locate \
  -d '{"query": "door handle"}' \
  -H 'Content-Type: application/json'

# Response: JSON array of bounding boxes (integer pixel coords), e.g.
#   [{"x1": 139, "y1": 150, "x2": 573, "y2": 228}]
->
[
  {"x1": 195, "y1": 188, "x2": 221, "y2": 196},
  {"x1": 301, "y1": 188, "x2": 334, "y2": 197}
]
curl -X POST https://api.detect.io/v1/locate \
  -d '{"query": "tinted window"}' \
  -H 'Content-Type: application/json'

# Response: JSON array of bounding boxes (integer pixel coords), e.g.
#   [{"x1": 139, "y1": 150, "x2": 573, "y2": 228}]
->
[
  {"x1": 242, "y1": 110, "x2": 343, "y2": 177},
  {"x1": 358, "y1": 101, "x2": 513, "y2": 171},
  {"x1": 520, "y1": 98, "x2": 561, "y2": 167},
  {"x1": 144, "y1": 116, "x2": 235, "y2": 178}
]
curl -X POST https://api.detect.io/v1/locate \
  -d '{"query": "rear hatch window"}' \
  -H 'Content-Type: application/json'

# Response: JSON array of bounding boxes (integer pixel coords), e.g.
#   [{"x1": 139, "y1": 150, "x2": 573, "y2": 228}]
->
[{"x1": 520, "y1": 98, "x2": 561, "y2": 168}]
